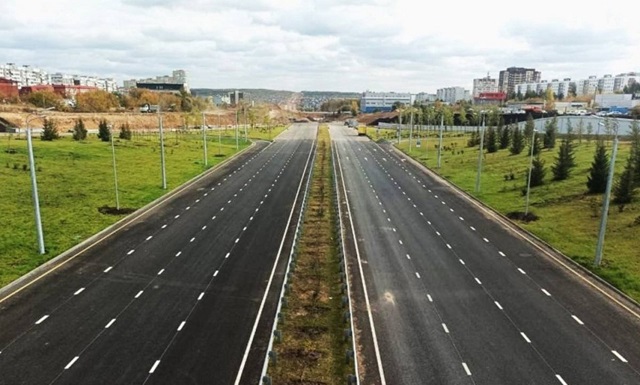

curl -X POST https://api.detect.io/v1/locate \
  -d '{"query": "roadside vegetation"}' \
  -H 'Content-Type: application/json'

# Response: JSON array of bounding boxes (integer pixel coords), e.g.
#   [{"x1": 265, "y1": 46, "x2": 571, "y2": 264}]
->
[
  {"x1": 0, "y1": 124, "x2": 287, "y2": 287},
  {"x1": 379, "y1": 120, "x2": 640, "y2": 301},
  {"x1": 270, "y1": 125, "x2": 352, "y2": 384}
]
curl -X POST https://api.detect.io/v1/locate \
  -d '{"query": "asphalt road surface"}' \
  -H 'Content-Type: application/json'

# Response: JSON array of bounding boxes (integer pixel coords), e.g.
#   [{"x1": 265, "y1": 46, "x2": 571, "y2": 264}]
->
[
  {"x1": 0, "y1": 123, "x2": 318, "y2": 385},
  {"x1": 331, "y1": 123, "x2": 640, "y2": 385}
]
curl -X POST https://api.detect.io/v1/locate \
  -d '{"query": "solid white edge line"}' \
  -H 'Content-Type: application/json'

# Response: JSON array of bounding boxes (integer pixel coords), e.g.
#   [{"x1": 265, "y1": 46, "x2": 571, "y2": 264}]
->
[
  {"x1": 572, "y1": 315, "x2": 584, "y2": 325},
  {"x1": 612, "y1": 350, "x2": 628, "y2": 363},
  {"x1": 64, "y1": 356, "x2": 79, "y2": 370},
  {"x1": 149, "y1": 360, "x2": 161, "y2": 374},
  {"x1": 236, "y1": 135, "x2": 316, "y2": 385}
]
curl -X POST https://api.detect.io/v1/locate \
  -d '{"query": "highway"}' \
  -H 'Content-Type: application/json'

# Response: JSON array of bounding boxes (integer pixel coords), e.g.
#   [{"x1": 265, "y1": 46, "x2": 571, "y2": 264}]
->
[
  {"x1": 331, "y1": 123, "x2": 640, "y2": 385},
  {"x1": 0, "y1": 123, "x2": 318, "y2": 385}
]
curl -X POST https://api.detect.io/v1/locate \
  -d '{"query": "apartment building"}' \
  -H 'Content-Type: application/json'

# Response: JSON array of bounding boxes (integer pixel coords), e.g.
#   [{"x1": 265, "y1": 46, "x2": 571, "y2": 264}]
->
[
  {"x1": 498, "y1": 67, "x2": 541, "y2": 95},
  {"x1": 472, "y1": 75, "x2": 498, "y2": 98},
  {"x1": 0, "y1": 63, "x2": 49, "y2": 88},
  {"x1": 436, "y1": 87, "x2": 470, "y2": 104}
]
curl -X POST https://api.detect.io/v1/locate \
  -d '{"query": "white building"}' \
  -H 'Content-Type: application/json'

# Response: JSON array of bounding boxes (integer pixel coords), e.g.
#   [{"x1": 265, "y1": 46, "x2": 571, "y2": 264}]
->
[
  {"x1": 415, "y1": 92, "x2": 437, "y2": 103},
  {"x1": 472, "y1": 75, "x2": 498, "y2": 98},
  {"x1": 436, "y1": 87, "x2": 470, "y2": 104},
  {"x1": 0, "y1": 63, "x2": 49, "y2": 87},
  {"x1": 613, "y1": 72, "x2": 639, "y2": 92},
  {"x1": 360, "y1": 91, "x2": 413, "y2": 113}
]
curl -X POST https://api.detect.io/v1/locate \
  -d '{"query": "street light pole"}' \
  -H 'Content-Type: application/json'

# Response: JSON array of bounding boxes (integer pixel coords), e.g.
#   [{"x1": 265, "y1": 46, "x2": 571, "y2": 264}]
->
[
  {"x1": 158, "y1": 106, "x2": 167, "y2": 189},
  {"x1": 594, "y1": 122, "x2": 619, "y2": 266},
  {"x1": 475, "y1": 116, "x2": 486, "y2": 193},
  {"x1": 235, "y1": 109, "x2": 239, "y2": 150},
  {"x1": 109, "y1": 125, "x2": 120, "y2": 211},
  {"x1": 409, "y1": 106, "x2": 414, "y2": 153},
  {"x1": 26, "y1": 119, "x2": 45, "y2": 254},
  {"x1": 524, "y1": 129, "x2": 537, "y2": 215},
  {"x1": 201, "y1": 112, "x2": 208, "y2": 167},
  {"x1": 437, "y1": 115, "x2": 444, "y2": 169}
]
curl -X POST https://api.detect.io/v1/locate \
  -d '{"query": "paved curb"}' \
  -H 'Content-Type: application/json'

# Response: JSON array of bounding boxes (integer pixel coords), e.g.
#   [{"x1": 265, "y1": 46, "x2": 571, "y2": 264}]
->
[
  {"x1": 385, "y1": 141, "x2": 640, "y2": 315},
  {"x1": 0, "y1": 141, "x2": 259, "y2": 302}
]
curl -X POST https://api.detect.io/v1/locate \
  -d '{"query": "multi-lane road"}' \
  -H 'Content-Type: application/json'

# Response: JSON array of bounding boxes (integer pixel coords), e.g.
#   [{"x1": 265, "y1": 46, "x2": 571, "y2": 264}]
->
[
  {"x1": 0, "y1": 123, "x2": 318, "y2": 385},
  {"x1": 2, "y1": 121, "x2": 640, "y2": 385},
  {"x1": 331, "y1": 123, "x2": 640, "y2": 385}
]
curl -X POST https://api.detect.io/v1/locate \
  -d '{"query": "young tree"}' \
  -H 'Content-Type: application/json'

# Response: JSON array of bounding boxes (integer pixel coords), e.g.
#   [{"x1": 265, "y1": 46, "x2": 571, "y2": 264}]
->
[
  {"x1": 544, "y1": 116, "x2": 557, "y2": 149},
  {"x1": 529, "y1": 155, "x2": 546, "y2": 187},
  {"x1": 485, "y1": 126, "x2": 498, "y2": 153},
  {"x1": 510, "y1": 125, "x2": 525, "y2": 155},
  {"x1": 586, "y1": 121, "x2": 594, "y2": 144},
  {"x1": 499, "y1": 122, "x2": 511, "y2": 149},
  {"x1": 576, "y1": 118, "x2": 585, "y2": 144},
  {"x1": 72, "y1": 118, "x2": 87, "y2": 141},
  {"x1": 629, "y1": 119, "x2": 640, "y2": 185},
  {"x1": 524, "y1": 113, "x2": 535, "y2": 143},
  {"x1": 551, "y1": 137, "x2": 576, "y2": 181},
  {"x1": 40, "y1": 118, "x2": 59, "y2": 141},
  {"x1": 586, "y1": 141, "x2": 609, "y2": 194},
  {"x1": 119, "y1": 122, "x2": 132, "y2": 140},
  {"x1": 467, "y1": 129, "x2": 480, "y2": 148},
  {"x1": 97, "y1": 119, "x2": 111, "y2": 142},
  {"x1": 613, "y1": 156, "x2": 637, "y2": 211}
]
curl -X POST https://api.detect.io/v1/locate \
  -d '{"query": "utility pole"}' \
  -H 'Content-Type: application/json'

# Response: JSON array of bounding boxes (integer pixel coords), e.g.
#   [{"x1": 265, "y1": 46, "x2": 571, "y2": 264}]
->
[
  {"x1": 437, "y1": 115, "x2": 444, "y2": 169},
  {"x1": 475, "y1": 116, "x2": 486, "y2": 193},
  {"x1": 158, "y1": 105, "x2": 167, "y2": 189},
  {"x1": 202, "y1": 112, "x2": 208, "y2": 167},
  {"x1": 109, "y1": 125, "x2": 120, "y2": 211},
  {"x1": 594, "y1": 123, "x2": 619, "y2": 266}
]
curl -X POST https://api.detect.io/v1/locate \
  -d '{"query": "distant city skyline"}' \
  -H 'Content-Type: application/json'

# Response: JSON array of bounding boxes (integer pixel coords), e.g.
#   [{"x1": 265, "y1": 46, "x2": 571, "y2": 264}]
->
[{"x1": 2, "y1": 0, "x2": 639, "y2": 93}]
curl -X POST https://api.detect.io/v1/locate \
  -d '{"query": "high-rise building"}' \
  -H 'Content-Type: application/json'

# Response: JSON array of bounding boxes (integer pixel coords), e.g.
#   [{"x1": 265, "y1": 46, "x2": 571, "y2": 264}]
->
[
  {"x1": 436, "y1": 87, "x2": 469, "y2": 104},
  {"x1": 472, "y1": 75, "x2": 498, "y2": 98},
  {"x1": 498, "y1": 67, "x2": 541, "y2": 95}
]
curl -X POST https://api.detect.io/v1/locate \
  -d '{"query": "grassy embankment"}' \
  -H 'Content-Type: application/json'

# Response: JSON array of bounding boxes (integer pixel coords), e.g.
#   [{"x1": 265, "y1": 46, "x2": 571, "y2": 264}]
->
[
  {"x1": 369, "y1": 126, "x2": 640, "y2": 301},
  {"x1": 270, "y1": 125, "x2": 352, "y2": 383},
  {"x1": 0, "y1": 125, "x2": 286, "y2": 287}
]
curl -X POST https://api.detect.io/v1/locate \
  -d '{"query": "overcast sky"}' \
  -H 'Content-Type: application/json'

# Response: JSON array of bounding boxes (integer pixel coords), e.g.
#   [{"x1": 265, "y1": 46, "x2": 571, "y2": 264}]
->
[{"x1": 1, "y1": 0, "x2": 639, "y2": 93}]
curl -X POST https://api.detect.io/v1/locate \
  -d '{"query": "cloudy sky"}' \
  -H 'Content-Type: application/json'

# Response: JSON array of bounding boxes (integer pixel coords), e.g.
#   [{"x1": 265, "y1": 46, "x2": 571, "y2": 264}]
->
[{"x1": 1, "y1": 0, "x2": 639, "y2": 93}]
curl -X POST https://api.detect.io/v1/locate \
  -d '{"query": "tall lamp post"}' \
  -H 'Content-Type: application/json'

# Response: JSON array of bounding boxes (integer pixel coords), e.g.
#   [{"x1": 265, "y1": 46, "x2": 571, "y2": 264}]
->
[
  {"x1": 524, "y1": 129, "x2": 538, "y2": 215},
  {"x1": 474, "y1": 115, "x2": 486, "y2": 193},
  {"x1": 158, "y1": 105, "x2": 167, "y2": 189},
  {"x1": 594, "y1": 120, "x2": 619, "y2": 266},
  {"x1": 108, "y1": 124, "x2": 120, "y2": 211},
  {"x1": 201, "y1": 112, "x2": 208, "y2": 167},
  {"x1": 26, "y1": 107, "x2": 54, "y2": 254},
  {"x1": 437, "y1": 115, "x2": 444, "y2": 169}
]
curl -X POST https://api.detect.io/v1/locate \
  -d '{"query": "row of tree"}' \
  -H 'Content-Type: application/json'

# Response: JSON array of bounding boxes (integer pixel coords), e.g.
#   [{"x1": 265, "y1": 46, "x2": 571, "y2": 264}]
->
[
  {"x1": 41, "y1": 118, "x2": 132, "y2": 142},
  {"x1": 25, "y1": 88, "x2": 206, "y2": 113},
  {"x1": 465, "y1": 114, "x2": 639, "y2": 210}
]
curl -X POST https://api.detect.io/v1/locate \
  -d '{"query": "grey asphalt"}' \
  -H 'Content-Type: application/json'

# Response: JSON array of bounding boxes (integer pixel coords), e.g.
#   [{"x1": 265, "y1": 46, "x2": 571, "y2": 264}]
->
[
  {"x1": 0, "y1": 123, "x2": 318, "y2": 385},
  {"x1": 331, "y1": 123, "x2": 640, "y2": 385}
]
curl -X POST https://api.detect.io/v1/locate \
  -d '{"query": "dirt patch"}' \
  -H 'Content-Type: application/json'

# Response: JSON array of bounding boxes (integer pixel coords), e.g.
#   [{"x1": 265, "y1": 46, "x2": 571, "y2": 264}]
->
[
  {"x1": 506, "y1": 211, "x2": 539, "y2": 222},
  {"x1": 98, "y1": 206, "x2": 137, "y2": 215}
]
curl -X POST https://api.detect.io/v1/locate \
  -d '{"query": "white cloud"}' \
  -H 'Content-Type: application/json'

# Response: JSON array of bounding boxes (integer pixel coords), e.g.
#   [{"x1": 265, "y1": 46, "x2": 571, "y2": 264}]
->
[{"x1": 0, "y1": 0, "x2": 638, "y2": 92}]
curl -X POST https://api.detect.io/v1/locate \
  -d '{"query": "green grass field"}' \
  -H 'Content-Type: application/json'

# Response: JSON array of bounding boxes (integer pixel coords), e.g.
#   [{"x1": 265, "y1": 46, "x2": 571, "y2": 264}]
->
[
  {"x1": 0, "y1": 125, "x2": 287, "y2": 287},
  {"x1": 383, "y1": 127, "x2": 640, "y2": 301}
]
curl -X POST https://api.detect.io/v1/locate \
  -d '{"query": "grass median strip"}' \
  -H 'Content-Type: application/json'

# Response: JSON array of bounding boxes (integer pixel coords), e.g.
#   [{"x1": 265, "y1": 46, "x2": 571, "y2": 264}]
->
[{"x1": 269, "y1": 125, "x2": 353, "y2": 384}]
